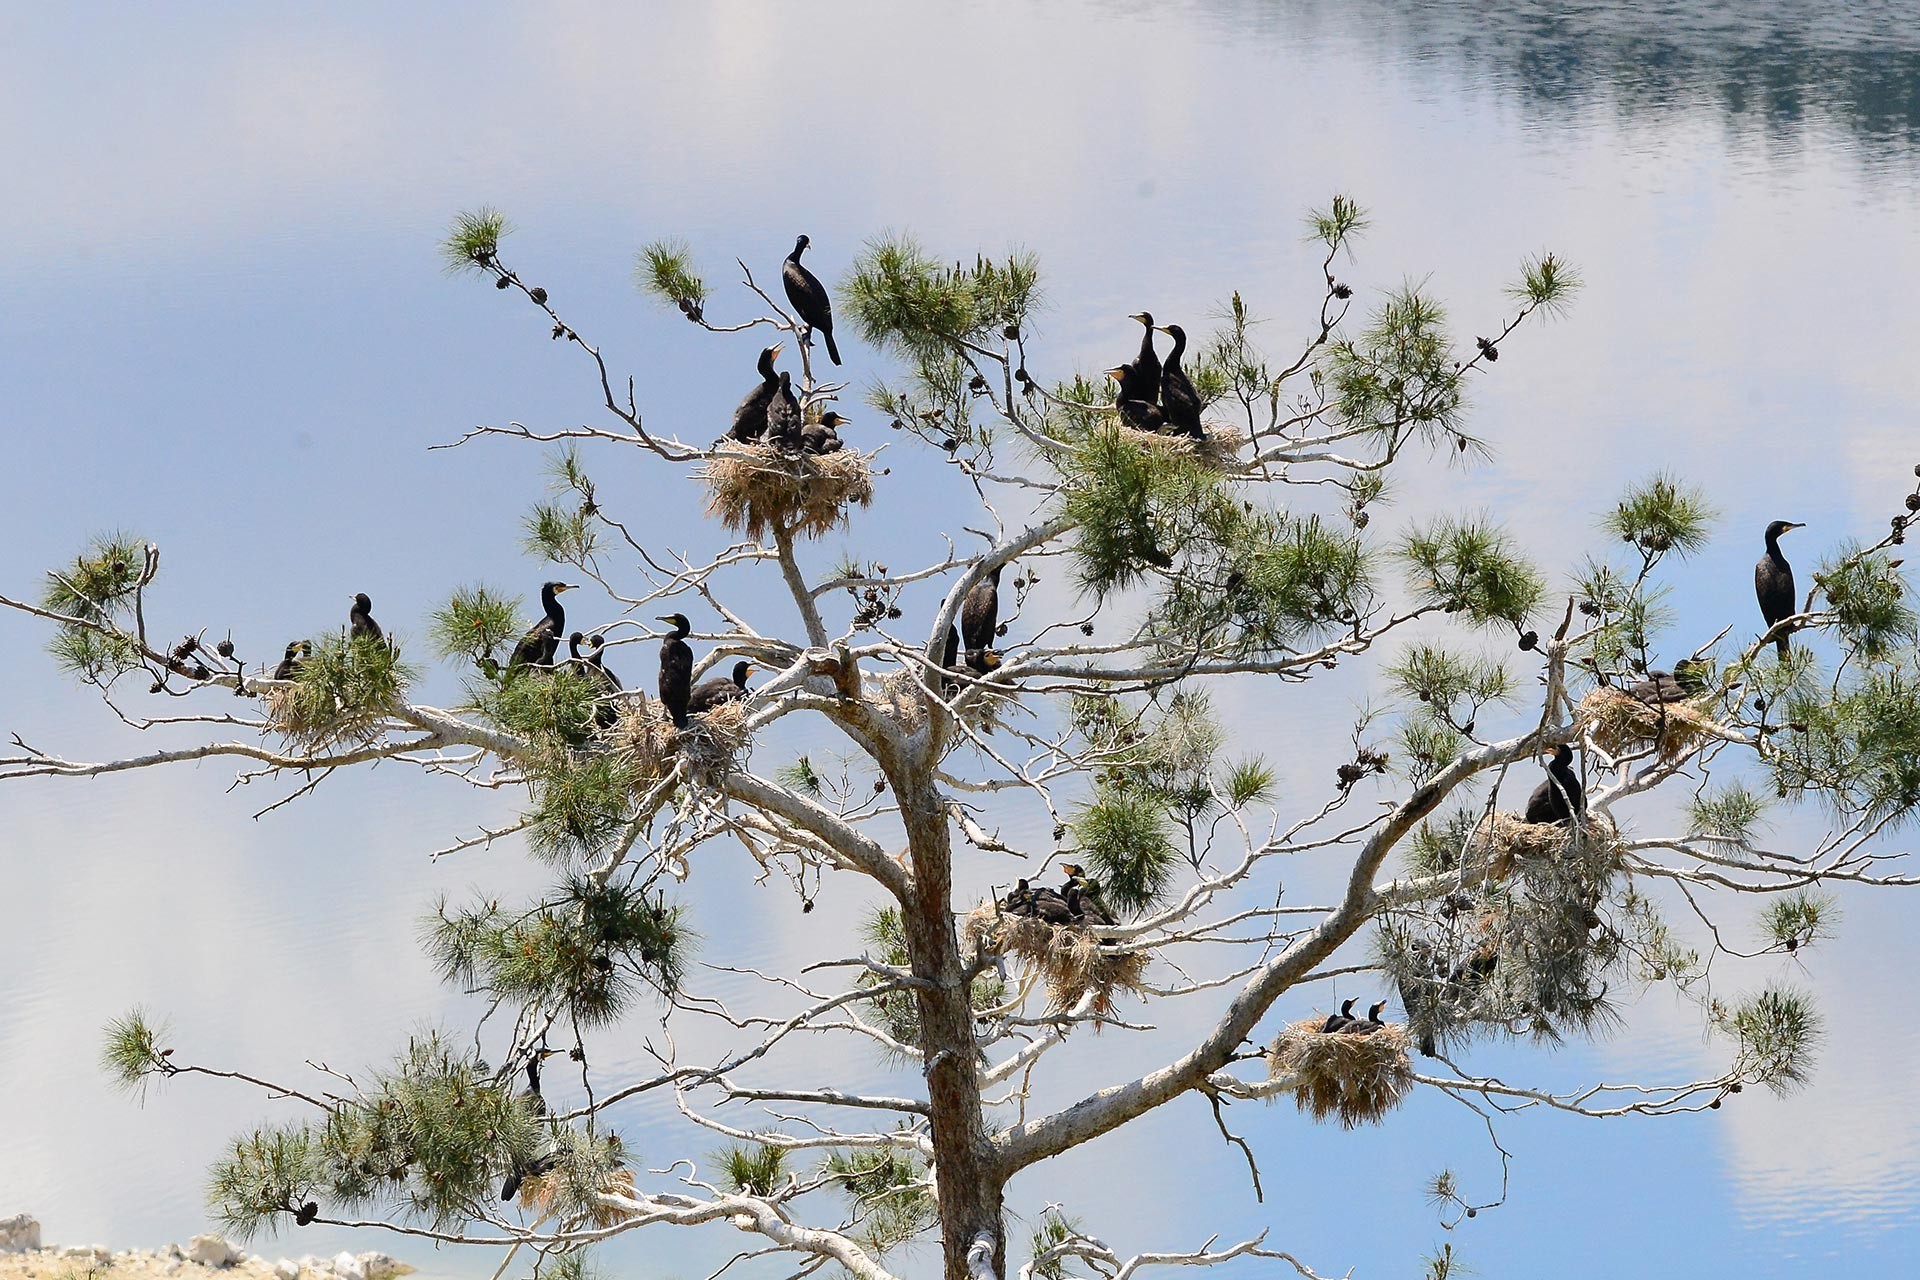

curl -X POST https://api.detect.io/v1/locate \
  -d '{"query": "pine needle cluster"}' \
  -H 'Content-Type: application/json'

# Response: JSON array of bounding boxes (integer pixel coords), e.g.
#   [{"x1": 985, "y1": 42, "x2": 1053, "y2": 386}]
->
[
  {"x1": 440, "y1": 208, "x2": 512, "y2": 276},
  {"x1": 1398, "y1": 517, "x2": 1545, "y2": 629},
  {"x1": 1773, "y1": 664, "x2": 1920, "y2": 829},
  {"x1": 1815, "y1": 545, "x2": 1916, "y2": 659},
  {"x1": 41, "y1": 532, "x2": 148, "y2": 683},
  {"x1": 1026, "y1": 1210, "x2": 1084, "y2": 1280},
  {"x1": 857, "y1": 906, "x2": 1003, "y2": 1051},
  {"x1": 634, "y1": 239, "x2": 708, "y2": 315},
  {"x1": 429, "y1": 584, "x2": 525, "y2": 672},
  {"x1": 1602, "y1": 473, "x2": 1718, "y2": 559},
  {"x1": 1724, "y1": 985, "x2": 1823, "y2": 1095},
  {"x1": 714, "y1": 1142, "x2": 789, "y2": 1196},
  {"x1": 1324, "y1": 286, "x2": 1468, "y2": 447},
  {"x1": 819, "y1": 1146, "x2": 937, "y2": 1256},
  {"x1": 272, "y1": 635, "x2": 417, "y2": 749}
]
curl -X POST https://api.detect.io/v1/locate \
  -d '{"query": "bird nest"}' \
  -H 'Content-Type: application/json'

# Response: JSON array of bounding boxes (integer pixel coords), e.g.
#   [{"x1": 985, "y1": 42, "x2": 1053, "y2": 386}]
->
[
  {"x1": 701, "y1": 442, "x2": 875, "y2": 541},
  {"x1": 263, "y1": 683, "x2": 384, "y2": 752},
  {"x1": 873, "y1": 667, "x2": 1017, "y2": 742},
  {"x1": 606, "y1": 698, "x2": 751, "y2": 783},
  {"x1": 517, "y1": 1165, "x2": 635, "y2": 1229},
  {"x1": 1114, "y1": 422, "x2": 1242, "y2": 468},
  {"x1": 1578, "y1": 686, "x2": 1718, "y2": 760},
  {"x1": 1469, "y1": 811, "x2": 1621, "y2": 883},
  {"x1": 963, "y1": 903, "x2": 1148, "y2": 1018},
  {"x1": 1267, "y1": 1019, "x2": 1415, "y2": 1128}
]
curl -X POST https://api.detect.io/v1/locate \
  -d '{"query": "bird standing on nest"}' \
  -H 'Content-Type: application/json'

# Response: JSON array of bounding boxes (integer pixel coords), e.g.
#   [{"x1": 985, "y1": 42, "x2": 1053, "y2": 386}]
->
[
  {"x1": 1123, "y1": 312, "x2": 1162, "y2": 404},
  {"x1": 1154, "y1": 323, "x2": 1205, "y2": 439},
  {"x1": 657, "y1": 613, "x2": 694, "y2": 728},
  {"x1": 348, "y1": 593, "x2": 383, "y2": 643},
  {"x1": 1523, "y1": 743, "x2": 1585, "y2": 825},
  {"x1": 782, "y1": 234, "x2": 842, "y2": 366},
  {"x1": 1755, "y1": 519, "x2": 1804, "y2": 659},
  {"x1": 1320, "y1": 997, "x2": 1358, "y2": 1034},
  {"x1": 687, "y1": 660, "x2": 755, "y2": 716},
  {"x1": 1105, "y1": 366, "x2": 1166, "y2": 432},
  {"x1": 510, "y1": 581, "x2": 576, "y2": 671},
  {"x1": 729, "y1": 343, "x2": 783, "y2": 442},
  {"x1": 960, "y1": 563, "x2": 1004, "y2": 674},
  {"x1": 767, "y1": 371, "x2": 803, "y2": 452},
  {"x1": 272, "y1": 640, "x2": 311, "y2": 681}
]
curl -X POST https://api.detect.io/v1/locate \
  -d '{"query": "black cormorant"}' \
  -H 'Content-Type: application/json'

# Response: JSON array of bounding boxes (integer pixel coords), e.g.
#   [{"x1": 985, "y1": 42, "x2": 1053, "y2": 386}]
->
[
  {"x1": 1755, "y1": 520, "x2": 1804, "y2": 658},
  {"x1": 1320, "y1": 997, "x2": 1358, "y2": 1034},
  {"x1": 688, "y1": 660, "x2": 755, "y2": 716},
  {"x1": 1063, "y1": 879, "x2": 1115, "y2": 927},
  {"x1": 729, "y1": 343, "x2": 783, "y2": 442},
  {"x1": 960, "y1": 564, "x2": 1003, "y2": 673},
  {"x1": 767, "y1": 371, "x2": 803, "y2": 451},
  {"x1": 510, "y1": 581, "x2": 576, "y2": 670},
  {"x1": 657, "y1": 613, "x2": 694, "y2": 728},
  {"x1": 782, "y1": 235, "x2": 842, "y2": 366},
  {"x1": 1028, "y1": 885, "x2": 1073, "y2": 925},
  {"x1": 273, "y1": 641, "x2": 311, "y2": 681},
  {"x1": 1154, "y1": 323, "x2": 1204, "y2": 438},
  {"x1": 1125, "y1": 312, "x2": 1162, "y2": 404},
  {"x1": 1346, "y1": 1000, "x2": 1389, "y2": 1035},
  {"x1": 801, "y1": 410, "x2": 849, "y2": 455},
  {"x1": 1523, "y1": 744, "x2": 1585, "y2": 825},
  {"x1": 349, "y1": 593, "x2": 382, "y2": 643},
  {"x1": 1627, "y1": 669, "x2": 1688, "y2": 705},
  {"x1": 1104, "y1": 366, "x2": 1165, "y2": 431}
]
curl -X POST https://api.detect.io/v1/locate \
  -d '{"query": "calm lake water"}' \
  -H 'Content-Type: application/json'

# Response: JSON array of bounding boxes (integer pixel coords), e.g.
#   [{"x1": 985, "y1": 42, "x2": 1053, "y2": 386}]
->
[{"x1": 3, "y1": 3, "x2": 1918, "y2": 1277}]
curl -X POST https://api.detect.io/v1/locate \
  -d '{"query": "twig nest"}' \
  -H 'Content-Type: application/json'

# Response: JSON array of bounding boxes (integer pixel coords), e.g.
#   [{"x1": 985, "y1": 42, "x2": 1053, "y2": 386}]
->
[
  {"x1": 701, "y1": 441, "x2": 875, "y2": 541},
  {"x1": 607, "y1": 697, "x2": 675, "y2": 781},
  {"x1": 668, "y1": 699, "x2": 752, "y2": 779},
  {"x1": 964, "y1": 903, "x2": 1148, "y2": 1018},
  {"x1": 1470, "y1": 811, "x2": 1621, "y2": 883},
  {"x1": 264, "y1": 683, "x2": 382, "y2": 752},
  {"x1": 1578, "y1": 686, "x2": 1717, "y2": 760},
  {"x1": 1114, "y1": 421, "x2": 1242, "y2": 467},
  {"x1": 1268, "y1": 1018, "x2": 1414, "y2": 1128}
]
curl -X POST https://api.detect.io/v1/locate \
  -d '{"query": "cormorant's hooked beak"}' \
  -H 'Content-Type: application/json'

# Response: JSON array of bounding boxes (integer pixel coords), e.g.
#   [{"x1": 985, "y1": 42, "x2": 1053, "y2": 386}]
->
[
  {"x1": 1127, "y1": 312, "x2": 1150, "y2": 324},
  {"x1": 770, "y1": 342, "x2": 784, "y2": 359},
  {"x1": 1103, "y1": 367, "x2": 1127, "y2": 381},
  {"x1": 1153, "y1": 325, "x2": 1174, "y2": 336},
  {"x1": 654, "y1": 615, "x2": 675, "y2": 624},
  {"x1": 1783, "y1": 522, "x2": 1806, "y2": 533},
  {"x1": 556, "y1": 583, "x2": 578, "y2": 593}
]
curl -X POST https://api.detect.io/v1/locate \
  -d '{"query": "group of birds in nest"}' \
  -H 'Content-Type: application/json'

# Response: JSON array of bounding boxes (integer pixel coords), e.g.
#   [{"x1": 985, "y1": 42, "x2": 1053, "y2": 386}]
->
[
  {"x1": 1316, "y1": 998, "x2": 1392, "y2": 1036},
  {"x1": 1105, "y1": 311, "x2": 1207, "y2": 438},
  {"x1": 724, "y1": 236, "x2": 850, "y2": 455},
  {"x1": 996, "y1": 863, "x2": 1116, "y2": 929}
]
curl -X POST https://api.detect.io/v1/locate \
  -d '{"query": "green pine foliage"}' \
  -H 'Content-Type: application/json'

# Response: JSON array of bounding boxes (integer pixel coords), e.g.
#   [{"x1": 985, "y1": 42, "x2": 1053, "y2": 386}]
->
[
  {"x1": 100, "y1": 1007, "x2": 170, "y2": 1100},
  {"x1": 429, "y1": 584, "x2": 524, "y2": 669},
  {"x1": 274, "y1": 634, "x2": 417, "y2": 747},
  {"x1": 41, "y1": 532, "x2": 148, "y2": 682},
  {"x1": 1602, "y1": 473, "x2": 1718, "y2": 559},
  {"x1": 1151, "y1": 509, "x2": 1373, "y2": 658},
  {"x1": 715, "y1": 1143, "x2": 789, "y2": 1196},
  {"x1": 1686, "y1": 782, "x2": 1772, "y2": 844},
  {"x1": 441, "y1": 208, "x2": 511, "y2": 275},
  {"x1": 525, "y1": 751, "x2": 643, "y2": 864},
  {"x1": 1325, "y1": 285, "x2": 1468, "y2": 447},
  {"x1": 856, "y1": 907, "x2": 1004, "y2": 1051},
  {"x1": 843, "y1": 235, "x2": 1040, "y2": 361},
  {"x1": 1389, "y1": 644, "x2": 1514, "y2": 719},
  {"x1": 471, "y1": 663, "x2": 602, "y2": 747},
  {"x1": 634, "y1": 239, "x2": 708, "y2": 313},
  {"x1": 819, "y1": 1146, "x2": 937, "y2": 1256},
  {"x1": 1773, "y1": 666, "x2": 1920, "y2": 828},
  {"x1": 1510, "y1": 252, "x2": 1581, "y2": 316},
  {"x1": 1027, "y1": 1209, "x2": 1084, "y2": 1280},
  {"x1": 1398, "y1": 517, "x2": 1546, "y2": 629},
  {"x1": 1726, "y1": 985, "x2": 1822, "y2": 1095},
  {"x1": 1073, "y1": 788, "x2": 1179, "y2": 915},
  {"x1": 1760, "y1": 890, "x2": 1839, "y2": 952},
  {"x1": 1816, "y1": 545, "x2": 1916, "y2": 659}
]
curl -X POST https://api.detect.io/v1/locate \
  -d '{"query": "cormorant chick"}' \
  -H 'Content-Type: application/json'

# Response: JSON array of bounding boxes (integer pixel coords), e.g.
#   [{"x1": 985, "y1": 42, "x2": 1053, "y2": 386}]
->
[
  {"x1": 1346, "y1": 1001, "x2": 1389, "y2": 1035},
  {"x1": 1755, "y1": 520, "x2": 1804, "y2": 659},
  {"x1": 801, "y1": 410, "x2": 850, "y2": 455},
  {"x1": 782, "y1": 235, "x2": 842, "y2": 366},
  {"x1": 1628, "y1": 669, "x2": 1689, "y2": 705},
  {"x1": 1523, "y1": 744, "x2": 1585, "y2": 825},
  {"x1": 657, "y1": 613, "x2": 694, "y2": 728},
  {"x1": 273, "y1": 641, "x2": 312, "y2": 681},
  {"x1": 687, "y1": 660, "x2": 755, "y2": 716},
  {"x1": 1105, "y1": 366, "x2": 1165, "y2": 432},
  {"x1": 767, "y1": 371, "x2": 803, "y2": 451},
  {"x1": 348, "y1": 593, "x2": 383, "y2": 642},
  {"x1": 1154, "y1": 323, "x2": 1204, "y2": 438},
  {"x1": 729, "y1": 343, "x2": 784, "y2": 442},
  {"x1": 510, "y1": 581, "x2": 576, "y2": 671},
  {"x1": 1321, "y1": 997, "x2": 1358, "y2": 1034},
  {"x1": 583, "y1": 633, "x2": 624, "y2": 729},
  {"x1": 960, "y1": 564, "x2": 1003, "y2": 674}
]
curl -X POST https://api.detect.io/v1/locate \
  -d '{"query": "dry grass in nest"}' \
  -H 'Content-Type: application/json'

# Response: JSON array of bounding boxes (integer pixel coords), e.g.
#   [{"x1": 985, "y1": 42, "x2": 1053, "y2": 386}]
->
[
  {"x1": 263, "y1": 685, "x2": 384, "y2": 752},
  {"x1": 669, "y1": 698, "x2": 752, "y2": 778},
  {"x1": 607, "y1": 697, "x2": 674, "y2": 780},
  {"x1": 517, "y1": 1165, "x2": 635, "y2": 1228},
  {"x1": 1115, "y1": 422, "x2": 1242, "y2": 467},
  {"x1": 1471, "y1": 811, "x2": 1621, "y2": 883},
  {"x1": 701, "y1": 442, "x2": 875, "y2": 541},
  {"x1": 964, "y1": 903, "x2": 1148, "y2": 1019},
  {"x1": 1578, "y1": 686, "x2": 1717, "y2": 760},
  {"x1": 1268, "y1": 1018, "x2": 1414, "y2": 1128}
]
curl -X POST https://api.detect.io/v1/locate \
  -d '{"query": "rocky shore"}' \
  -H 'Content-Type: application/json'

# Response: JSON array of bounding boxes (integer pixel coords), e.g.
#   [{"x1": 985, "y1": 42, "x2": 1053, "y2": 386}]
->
[{"x1": 0, "y1": 1218, "x2": 413, "y2": 1280}]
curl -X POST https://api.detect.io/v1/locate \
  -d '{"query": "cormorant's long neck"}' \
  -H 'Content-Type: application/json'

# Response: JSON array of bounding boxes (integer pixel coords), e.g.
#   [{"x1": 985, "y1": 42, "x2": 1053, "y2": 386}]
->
[
  {"x1": 1764, "y1": 532, "x2": 1787, "y2": 561},
  {"x1": 543, "y1": 585, "x2": 565, "y2": 626},
  {"x1": 759, "y1": 352, "x2": 779, "y2": 384},
  {"x1": 569, "y1": 635, "x2": 584, "y2": 661},
  {"x1": 789, "y1": 241, "x2": 806, "y2": 265},
  {"x1": 1165, "y1": 327, "x2": 1187, "y2": 367},
  {"x1": 1136, "y1": 327, "x2": 1157, "y2": 366}
]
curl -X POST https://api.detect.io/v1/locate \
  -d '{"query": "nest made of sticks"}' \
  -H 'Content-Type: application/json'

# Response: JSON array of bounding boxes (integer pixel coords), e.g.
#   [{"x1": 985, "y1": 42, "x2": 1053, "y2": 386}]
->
[
  {"x1": 964, "y1": 903, "x2": 1148, "y2": 1018},
  {"x1": 1268, "y1": 1018, "x2": 1415, "y2": 1128},
  {"x1": 517, "y1": 1164, "x2": 635, "y2": 1228},
  {"x1": 701, "y1": 441, "x2": 875, "y2": 541},
  {"x1": 669, "y1": 699, "x2": 752, "y2": 779},
  {"x1": 1469, "y1": 810, "x2": 1621, "y2": 883},
  {"x1": 1115, "y1": 422, "x2": 1242, "y2": 468},
  {"x1": 263, "y1": 683, "x2": 385, "y2": 752},
  {"x1": 606, "y1": 696, "x2": 750, "y2": 783},
  {"x1": 1578, "y1": 686, "x2": 1717, "y2": 760}
]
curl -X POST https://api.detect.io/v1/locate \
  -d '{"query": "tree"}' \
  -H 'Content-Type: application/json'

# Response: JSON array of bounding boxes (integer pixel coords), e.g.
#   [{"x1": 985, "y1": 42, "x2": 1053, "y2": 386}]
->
[{"x1": 6, "y1": 198, "x2": 1917, "y2": 1280}]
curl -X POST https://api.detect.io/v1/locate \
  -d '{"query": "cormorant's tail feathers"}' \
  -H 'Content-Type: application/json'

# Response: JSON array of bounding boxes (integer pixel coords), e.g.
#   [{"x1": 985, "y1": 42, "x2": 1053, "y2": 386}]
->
[{"x1": 823, "y1": 327, "x2": 842, "y2": 366}]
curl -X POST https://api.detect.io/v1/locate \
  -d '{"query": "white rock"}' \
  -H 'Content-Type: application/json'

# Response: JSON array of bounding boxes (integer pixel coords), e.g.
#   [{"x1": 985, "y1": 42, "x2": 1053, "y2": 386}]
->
[
  {"x1": 357, "y1": 1253, "x2": 414, "y2": 1280},
  {"x1": 167, "y1": 1243, "x2": 187, "y2": 1260},
  {"x1": 189, "y1": 1234, "x2": 246, "y2": 1267},
  {"x1": 0, "y1": 1215, "x2": 41, "y2": 1254},
  {"x1": 331, "y1": 1251, "x2": 366, "y2": 1280},
  {"x1": 275, "y1": 1259, "x2": 300, "y2": 1280},
  {"x1": 165, "y1": 1260, "x2": 184, "y2": 1274}
]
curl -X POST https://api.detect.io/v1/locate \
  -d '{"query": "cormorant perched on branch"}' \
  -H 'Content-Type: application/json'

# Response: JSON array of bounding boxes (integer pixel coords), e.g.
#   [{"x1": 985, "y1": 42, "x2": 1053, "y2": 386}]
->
[
  {"x1": 782, "y1": 235, "x2": 841, "y2": 366},
  {"x1": 273, "y1": 641, "x2": 311, "y2": 681},
  {"x1": 349, "y1": 593, "x2": 383, "y2": 643},
  {"x1": 1320, "y1": 997, "x2": 1358, "y2": 1034},
  {"x1": 1125, "y1": 312, "x2": 1162, "y2": 404},
  {"x1": 569, "y1": 632, "x2": 623, "y2": 729},
  {"x1": 729, "y1": 343, "x2": 783, "y2": 442},
  {"x1": 657, "y1": 613, "x2": 694, "y2": 728},
  {"x1": 510, "y1": 581, "x2": 576, "y2": 671},
  {"x1": 960, "y1": 564, "x2": 1003, "y2": 673},
  {"x1": 1523, "y1": 743, "x2": 1585, "y2": 825},
  {"x1": 801, "y1": 410, "x2": 849, "y2": 455},
  {"x1": 688, "y1": 660, "x2": 755, "y2": 716},
  {"x1": 1755, "y1": 519, "x2": 1804, "y2": 658},
  {"x1": 767, "y1": 371, "x2": 803, "y2": 452},
  {"x1": 1155, "y1": 323, "x2": 1204, "y2": 439}
]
